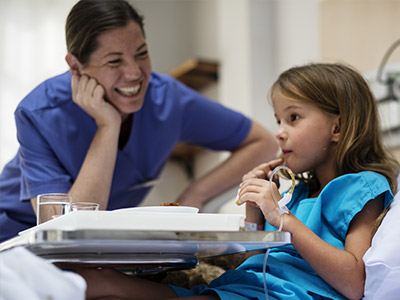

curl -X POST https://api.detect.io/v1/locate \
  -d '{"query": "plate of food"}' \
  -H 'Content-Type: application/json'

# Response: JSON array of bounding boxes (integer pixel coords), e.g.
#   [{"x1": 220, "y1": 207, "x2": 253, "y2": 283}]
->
[{"x1": 112, "y1": 203, "x2": 199, "y2": 214}]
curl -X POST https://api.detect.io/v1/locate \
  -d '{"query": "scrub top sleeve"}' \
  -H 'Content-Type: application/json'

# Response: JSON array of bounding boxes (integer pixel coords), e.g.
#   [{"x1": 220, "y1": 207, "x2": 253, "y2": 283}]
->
[
  {"x1": 175, "y1": 81, "x2": 252, "y2": 150},
  {"x1": 15, "y1": 108, "x2": 72, "y2": 200}
]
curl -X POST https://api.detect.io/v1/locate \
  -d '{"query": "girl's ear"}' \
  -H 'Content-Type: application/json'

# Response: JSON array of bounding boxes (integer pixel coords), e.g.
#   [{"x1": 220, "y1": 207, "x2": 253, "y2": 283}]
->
[
  {"x1": 332, "y1": 115, "x2": 341, "y2": 143},
  {"x1": 65, "y1": 53, "x2": 82, "y2": 75}
]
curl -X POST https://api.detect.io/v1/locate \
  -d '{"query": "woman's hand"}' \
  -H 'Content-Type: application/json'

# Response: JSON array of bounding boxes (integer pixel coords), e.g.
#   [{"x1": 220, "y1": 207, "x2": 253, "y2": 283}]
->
[
  {"x1": 71, "y1": 74, "x2": 121, "y2": 127},
  {"x1": 67, "y1": 73, "x2": 122, "y2": 209},
  {"x1": 237, "y1": 158, "x2": 284, "y2": 228}
]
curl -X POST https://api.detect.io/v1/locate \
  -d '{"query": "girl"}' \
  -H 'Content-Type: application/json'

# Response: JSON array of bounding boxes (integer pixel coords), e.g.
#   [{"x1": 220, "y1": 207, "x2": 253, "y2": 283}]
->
[{"x1": 79, "y1": 63, "x2": 399, "y2": 300}]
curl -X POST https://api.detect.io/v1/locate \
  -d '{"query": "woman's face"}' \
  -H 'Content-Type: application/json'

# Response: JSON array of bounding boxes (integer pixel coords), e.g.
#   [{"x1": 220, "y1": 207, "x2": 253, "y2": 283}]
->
[{"x1": 80, "y1": 21, "x2": 151, "y2": 120}]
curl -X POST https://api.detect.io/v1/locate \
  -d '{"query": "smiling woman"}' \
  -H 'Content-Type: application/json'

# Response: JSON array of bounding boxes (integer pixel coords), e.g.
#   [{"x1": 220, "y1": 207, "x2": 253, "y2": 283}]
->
[
  {"x1": 0, "y1": 0, "x2": 278, "y2": 243},
  {"x1": 65, "y1": 20, "x2": 152, "y2": 121}
]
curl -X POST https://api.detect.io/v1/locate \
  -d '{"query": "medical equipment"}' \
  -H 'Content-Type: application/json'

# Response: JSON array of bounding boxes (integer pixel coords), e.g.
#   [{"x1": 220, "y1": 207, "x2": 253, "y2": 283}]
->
[
  {"x1": 262, "y1": 166, "x2": 295, "y2": 300},
  {"x1": 377, "y1": 38, "x2": 400, "y2": 101}
]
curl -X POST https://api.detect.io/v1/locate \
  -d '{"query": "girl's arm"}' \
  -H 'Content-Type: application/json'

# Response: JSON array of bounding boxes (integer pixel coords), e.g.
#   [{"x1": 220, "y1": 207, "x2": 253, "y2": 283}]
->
[
  {"x1": 238, "y1": 171, "x2": 384, "y2": 300},
  {"x1": 283, "y1": 194, "x2": 383, "y2": 300}
]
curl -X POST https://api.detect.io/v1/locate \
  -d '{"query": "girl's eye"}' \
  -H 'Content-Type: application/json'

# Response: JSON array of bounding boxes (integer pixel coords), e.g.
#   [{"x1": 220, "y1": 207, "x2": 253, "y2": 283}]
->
[{"x1": 290, "y1": 114, "x2": 299, "y2": 122}]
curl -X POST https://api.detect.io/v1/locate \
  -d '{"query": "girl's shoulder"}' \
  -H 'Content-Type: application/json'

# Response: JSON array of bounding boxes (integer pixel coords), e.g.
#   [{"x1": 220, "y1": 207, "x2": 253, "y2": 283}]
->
[
  {"x1": 321, "y1": 172, "x2": 393, "y2": 228},
  {"x1": 325, "y1": 171, "x2": 391, "y2": 202},
  {"x1": 292, "y1": 171, "x2": 391, "y2": 201},
  {"x1": 330, "y1": 171, "x2": 388, "y2": 185},
  {"x1": 322, "y1": 172, "x2": 392, "y2": 239}
]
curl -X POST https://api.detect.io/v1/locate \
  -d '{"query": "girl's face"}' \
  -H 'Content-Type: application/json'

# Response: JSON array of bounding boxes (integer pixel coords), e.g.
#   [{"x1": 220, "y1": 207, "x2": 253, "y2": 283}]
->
[
  {"x1": 272, "y1": 88, "x2": 340, "y2": 181},
  {"x1": 80, "y1": 21, "x2": 151, "y2": 120}
]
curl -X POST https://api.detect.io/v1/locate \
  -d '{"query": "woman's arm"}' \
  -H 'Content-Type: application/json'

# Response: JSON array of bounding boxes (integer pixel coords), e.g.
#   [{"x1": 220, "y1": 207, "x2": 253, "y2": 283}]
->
[
  {"x1": 30, "y1": 121, "x2": 119, "y2": 211},
  {"x1": 67, "y1": 74, "x2": 122, "y2": 209},
  {"x1": 176, "y1": 121, "x2": 279, "y2": 209},
  {"x1": 30, "y1": 74, "x2": 122, "y2": 211}
]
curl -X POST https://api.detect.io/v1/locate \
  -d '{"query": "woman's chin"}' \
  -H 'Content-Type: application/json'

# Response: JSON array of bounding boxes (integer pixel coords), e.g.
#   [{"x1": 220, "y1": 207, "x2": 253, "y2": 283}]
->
[{"x1": 118, "y1": 102, "x2": 144, "y2": 116}]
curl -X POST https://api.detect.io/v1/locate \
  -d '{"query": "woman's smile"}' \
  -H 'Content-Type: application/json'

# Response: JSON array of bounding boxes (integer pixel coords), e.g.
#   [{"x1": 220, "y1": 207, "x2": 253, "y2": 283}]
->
[{"x1": 115, "y1": 83, "x2": 141, "y2": 97}]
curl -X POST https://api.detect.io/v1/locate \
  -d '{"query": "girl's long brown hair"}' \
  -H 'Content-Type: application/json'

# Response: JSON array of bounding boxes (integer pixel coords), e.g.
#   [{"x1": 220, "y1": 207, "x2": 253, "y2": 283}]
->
[{"x1": 271, "y1": 63, "x2": 399, "y2": 233}]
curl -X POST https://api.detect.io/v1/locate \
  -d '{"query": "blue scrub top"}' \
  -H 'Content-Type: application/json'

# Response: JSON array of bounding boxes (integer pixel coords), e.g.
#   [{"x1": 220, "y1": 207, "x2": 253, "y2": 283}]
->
[
  {"x1": 171, "y1": 171, "x2": 393, "y2": 299},
  {"x1": 0, "y1": 71, "x2": 252, "y2": 242}
]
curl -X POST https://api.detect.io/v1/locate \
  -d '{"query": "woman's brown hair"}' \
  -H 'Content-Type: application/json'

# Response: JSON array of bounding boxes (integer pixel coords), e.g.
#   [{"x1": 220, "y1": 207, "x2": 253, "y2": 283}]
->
[{"x1": 66, "y1": 0, "x2": 145, "y2": 66}]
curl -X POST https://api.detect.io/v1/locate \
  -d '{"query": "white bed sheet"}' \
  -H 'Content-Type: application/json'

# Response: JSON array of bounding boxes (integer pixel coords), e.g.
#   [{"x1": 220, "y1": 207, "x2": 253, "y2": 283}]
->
[
  {"x1": 363, "y1": 175, "x2": 400, "y2": 299},
  {"x1": 0, "y1": 247, "x2": 86, "y2": 300}
]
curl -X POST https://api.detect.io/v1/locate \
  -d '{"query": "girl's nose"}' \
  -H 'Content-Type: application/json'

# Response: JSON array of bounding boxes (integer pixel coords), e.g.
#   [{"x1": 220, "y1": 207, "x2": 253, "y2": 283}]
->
[{"x1": 275, "y1": 125, "x2": 287, "y2": 141}]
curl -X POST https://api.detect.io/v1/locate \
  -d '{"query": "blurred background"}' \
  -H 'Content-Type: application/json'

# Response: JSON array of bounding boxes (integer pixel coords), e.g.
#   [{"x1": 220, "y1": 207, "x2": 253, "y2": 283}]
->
[{"x1": 1, "y1": 0, "x2": 400, "y2": 210}]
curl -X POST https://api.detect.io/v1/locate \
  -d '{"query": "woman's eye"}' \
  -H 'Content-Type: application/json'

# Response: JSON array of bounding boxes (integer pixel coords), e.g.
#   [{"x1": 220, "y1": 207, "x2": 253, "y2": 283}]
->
[
  {"x1": 108, "y1": 59, "x2": 121, "y2": 66},
  {"x1": 137, "y1": 50, "x2": 148, "y2": 58}
]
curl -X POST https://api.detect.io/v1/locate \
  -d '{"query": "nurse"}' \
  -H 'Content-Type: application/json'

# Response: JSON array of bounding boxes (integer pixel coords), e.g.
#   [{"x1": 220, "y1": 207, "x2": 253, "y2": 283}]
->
[{"x1": 0, "y1": 0, "x2": 278, "y2": 242}]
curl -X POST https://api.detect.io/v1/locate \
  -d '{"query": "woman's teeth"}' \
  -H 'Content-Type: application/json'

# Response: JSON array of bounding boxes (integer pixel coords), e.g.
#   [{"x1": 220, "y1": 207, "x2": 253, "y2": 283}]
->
[{"x1": 116, "y1": 85, "x2": 140, "y2": 96}]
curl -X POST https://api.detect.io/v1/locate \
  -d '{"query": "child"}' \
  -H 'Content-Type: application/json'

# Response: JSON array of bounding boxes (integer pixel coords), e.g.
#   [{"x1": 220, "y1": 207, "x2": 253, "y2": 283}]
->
[{"x1": 78, "y1": 63, "x2": 399, "y2": 300}]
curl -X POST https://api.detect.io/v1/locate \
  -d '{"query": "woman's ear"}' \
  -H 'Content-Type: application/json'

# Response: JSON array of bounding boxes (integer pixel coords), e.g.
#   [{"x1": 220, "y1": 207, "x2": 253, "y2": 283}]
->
[
  {"x1": 65, "y1": 53, "x2": 82, "y2": 75},
  {"x1": 332, "y1": 115, "x2": 341, "y2": 143}
]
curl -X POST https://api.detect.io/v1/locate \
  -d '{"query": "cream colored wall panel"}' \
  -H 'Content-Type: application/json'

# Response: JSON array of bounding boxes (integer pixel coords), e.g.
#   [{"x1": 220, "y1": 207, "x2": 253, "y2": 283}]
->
[{"x1": 320, "y1": 0, "x2": 400, "y2": 72}]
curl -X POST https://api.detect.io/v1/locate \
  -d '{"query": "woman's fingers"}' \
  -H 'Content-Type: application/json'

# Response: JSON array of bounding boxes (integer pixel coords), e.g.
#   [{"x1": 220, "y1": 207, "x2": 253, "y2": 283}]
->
[{"x1": 70, "y1": 74, "x2": 120, "y2": 126}]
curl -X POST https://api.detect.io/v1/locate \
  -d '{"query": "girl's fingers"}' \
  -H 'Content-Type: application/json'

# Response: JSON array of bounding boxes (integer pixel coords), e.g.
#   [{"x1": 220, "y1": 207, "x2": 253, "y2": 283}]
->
[
  {"x1": 238, "y1": 178, "x2": 281, "y2": 200},
  {"x1": 237, "y1": 179, "x2": 273, "y2": 205},
  {"x1": 243, "y1": 158, "x2": 284, "y2": 181},
  {"x1": 267, "y1": 158, "x2": 284, "y2": 168},
  {"x1": 262, "y1": 158, "x2": 283, "y2": 177},
  {"x1": 239, "y1": 178, "x2": 267, "y2": 192}
]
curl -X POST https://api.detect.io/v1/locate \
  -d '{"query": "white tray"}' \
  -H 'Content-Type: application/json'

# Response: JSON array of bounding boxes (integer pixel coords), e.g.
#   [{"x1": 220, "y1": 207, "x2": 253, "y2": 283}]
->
[
  {"x1": 112, "y1": 206, "x2": 199, "y2": 214},
  {"x1": 20, "y1": 210, "x2": 245, "y2": 236}
]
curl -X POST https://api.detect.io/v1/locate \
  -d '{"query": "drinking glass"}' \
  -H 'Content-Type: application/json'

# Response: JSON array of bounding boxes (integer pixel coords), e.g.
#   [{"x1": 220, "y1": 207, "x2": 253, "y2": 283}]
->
[
  {"x1": 37, "y1": 193, "x2": 73, "y2": 225},
  {"x1": 71, "y1": 202, "x2": 100, "y2": 211}
]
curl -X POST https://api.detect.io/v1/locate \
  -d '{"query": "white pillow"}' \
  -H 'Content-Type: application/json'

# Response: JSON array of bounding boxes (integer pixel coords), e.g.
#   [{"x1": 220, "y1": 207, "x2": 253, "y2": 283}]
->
[{"x1": 363, "y1": 175, "x2": 400, "y2": 299}]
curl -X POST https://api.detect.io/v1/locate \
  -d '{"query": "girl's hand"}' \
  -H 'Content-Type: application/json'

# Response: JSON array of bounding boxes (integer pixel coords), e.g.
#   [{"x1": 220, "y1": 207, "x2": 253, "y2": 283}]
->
[
  {"x1": 71, "y1": 74, "x2": 121, "y2": 127},
  {"x1": 237, "y1": 158, "x2": 284, "y2": 228},
  {"x1": 242, "y1": 158, "x2": 283, "y2": 188}
]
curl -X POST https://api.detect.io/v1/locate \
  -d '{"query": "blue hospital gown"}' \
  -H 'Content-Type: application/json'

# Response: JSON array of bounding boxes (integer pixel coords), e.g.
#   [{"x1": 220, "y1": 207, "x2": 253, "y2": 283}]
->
[{"x1": 171, "y1": 171, "x2": 393, "y2": 299}]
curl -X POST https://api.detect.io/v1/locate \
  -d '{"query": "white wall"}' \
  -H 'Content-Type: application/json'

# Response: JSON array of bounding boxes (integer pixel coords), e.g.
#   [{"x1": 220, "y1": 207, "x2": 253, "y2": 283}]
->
[
  {"x1": 0, "y1": 0, "x2": 76, "y2": 169},
  {"x1": 2, "y1": 0, "x2": 398, "y2": 171},
  {"x1": 217, "y1": 0, "x2": 322, "y2": 132}
]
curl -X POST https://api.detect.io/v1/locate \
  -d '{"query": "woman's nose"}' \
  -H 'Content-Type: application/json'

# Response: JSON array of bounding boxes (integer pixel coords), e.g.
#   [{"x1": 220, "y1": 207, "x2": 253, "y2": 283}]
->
[{"x1": 124, "y1": 59, "x2": 141, "y2": 80}]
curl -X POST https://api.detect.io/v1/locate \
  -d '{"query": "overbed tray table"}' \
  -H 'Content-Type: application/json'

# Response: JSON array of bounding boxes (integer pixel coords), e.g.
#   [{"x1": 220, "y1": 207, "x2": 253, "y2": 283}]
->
[{"x1": 0, "y1": 210, "x2": 291, "y2": 274}]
